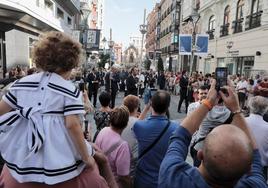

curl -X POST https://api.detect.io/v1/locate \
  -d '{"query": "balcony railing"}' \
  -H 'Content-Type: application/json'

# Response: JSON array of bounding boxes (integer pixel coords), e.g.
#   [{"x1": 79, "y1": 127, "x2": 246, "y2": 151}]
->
[
  {"x1": 206, "y1": 30, "x2": 215, "y2": 40},
  {"x1": 245, "y1": 11, "x2": 262, "y2": 30},
  {"x1": 232, "y1": 18, "x2": 243, "y2": 34},
  {"x1": 220, "y1": 23, "x2": 229, "y2": 37}
]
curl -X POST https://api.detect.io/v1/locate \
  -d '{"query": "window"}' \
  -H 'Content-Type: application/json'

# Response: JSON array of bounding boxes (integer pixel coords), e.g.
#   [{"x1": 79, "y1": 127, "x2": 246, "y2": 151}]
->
[
  {"x1": 208, "y1": 15, "x2": 215, "y2": 31},
  {"x1": 45, "y1": 0, "x2": 53, "y2": 11},
  {"x1": 67, "y1": 17, "x2": 72, "y2": 25},
  {"x1": 57, "y1": 8, "x2": 64, "y2": 20},
  {"x1": 251, "y1": 0, "x2": 259, "y2": 14},
  {"x1": 224, "y1": 6, "x2": 230, "y2": 25},
  {"x1": 236, "y1": 0, "x2": 245, "y2": 20}
]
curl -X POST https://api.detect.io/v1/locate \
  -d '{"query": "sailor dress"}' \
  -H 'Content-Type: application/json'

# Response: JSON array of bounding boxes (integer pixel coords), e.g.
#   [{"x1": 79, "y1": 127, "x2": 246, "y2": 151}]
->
[{"x1": 0, "y1": 72, "x2": 94, "y2": 185}]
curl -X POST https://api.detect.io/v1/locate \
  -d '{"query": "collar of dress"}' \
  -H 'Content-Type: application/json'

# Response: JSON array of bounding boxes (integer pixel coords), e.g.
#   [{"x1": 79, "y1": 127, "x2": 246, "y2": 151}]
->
[{"x1": 10, "y1": 72, "x2": 80, "y2": 100}]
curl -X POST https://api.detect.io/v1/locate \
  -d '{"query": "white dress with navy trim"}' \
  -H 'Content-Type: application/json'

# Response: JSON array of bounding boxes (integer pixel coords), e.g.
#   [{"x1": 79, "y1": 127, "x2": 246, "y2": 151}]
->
[{"x1": 0, "y1": 72, "x2": 94, "y2": 185}]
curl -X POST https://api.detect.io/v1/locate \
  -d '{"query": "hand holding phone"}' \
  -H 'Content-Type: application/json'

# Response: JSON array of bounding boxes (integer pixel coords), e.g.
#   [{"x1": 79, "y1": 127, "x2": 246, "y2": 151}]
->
[{"x1": 215, "y1": 67, "x2": 228, "y2": 91}]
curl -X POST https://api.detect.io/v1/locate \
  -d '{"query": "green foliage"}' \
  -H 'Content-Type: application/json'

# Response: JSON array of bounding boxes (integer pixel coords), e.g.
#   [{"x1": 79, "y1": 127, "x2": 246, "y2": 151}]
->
[
  {"x1": 98, "y1": 54, "x2": 110, "y2": 68},
  {"x1": 144, "y1": 58, "x2": 152, "y2": 71},
  {"x1": 157, "y1": 57, "x2": 164, "y2": 72}
]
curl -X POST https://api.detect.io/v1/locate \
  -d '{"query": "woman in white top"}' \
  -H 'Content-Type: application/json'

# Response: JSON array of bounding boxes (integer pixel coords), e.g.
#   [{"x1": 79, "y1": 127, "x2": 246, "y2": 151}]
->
[{"x1": 0, "y1": 32, "x2": 114, "y2": 188}]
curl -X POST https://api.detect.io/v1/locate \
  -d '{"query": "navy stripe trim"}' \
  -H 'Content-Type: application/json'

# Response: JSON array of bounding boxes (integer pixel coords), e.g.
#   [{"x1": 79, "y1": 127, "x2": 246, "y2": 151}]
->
[
  {"x1": 14, "y1": 82, "x2": 39, "y2": 84},
  {"x1": 0, "y1": 114, "x2": 19, "y2": 126},
  {"x1": 43, "y1": 111, "x2": 64, "y2": 114},
  {"x1": 5, "y1": 94, "x2": 17, "y2": 106},
  {"x1": 64, "y1": 108, "x2": 85, "y2": 113},
  {"x1": 12, "y1": 85, "x2": 39, "y2": 88},
  {"x1": 7, "y1": 92, "x2": 17, "y2": 102},
  {"x1": 6, "y1": 160, "x2": 83, "y2": 176},
  {"x1": 64, "y1": 105, "x2": 84, "y2": 109},
  {"x1": 48, "y1": 83, "x2": 79, "y2": 98}
]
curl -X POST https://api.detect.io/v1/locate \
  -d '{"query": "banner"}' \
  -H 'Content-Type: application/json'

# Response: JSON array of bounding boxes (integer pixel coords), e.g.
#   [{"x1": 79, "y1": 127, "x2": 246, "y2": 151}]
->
[
  {"x1": 86, "y1": 29, "x2": 101, "y2": 51},
  {"x1": 179, "y1": 34, "x2": 192, "y2": 55},
  {"x1": 195, "y1": 34, "x2": 209, "y2": 56}
]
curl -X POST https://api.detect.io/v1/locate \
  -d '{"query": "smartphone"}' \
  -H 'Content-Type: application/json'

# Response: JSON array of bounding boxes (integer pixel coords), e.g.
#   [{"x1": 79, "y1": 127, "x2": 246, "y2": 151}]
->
[
  {"x1": 215, "y1": 67, "x2": 228, "y2": 91},
  {"x1": 79, "y1": 82, "x2": 85, "y2": 91}
]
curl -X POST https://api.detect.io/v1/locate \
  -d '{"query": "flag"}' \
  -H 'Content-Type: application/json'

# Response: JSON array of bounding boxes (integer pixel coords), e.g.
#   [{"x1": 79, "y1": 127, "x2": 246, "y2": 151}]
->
[
  {"x1": 179, "y1": 34, "x2": 192, "y2": 55},
  {"x1": 195, "y1": 34, "x2": 209, "y2": 56}
]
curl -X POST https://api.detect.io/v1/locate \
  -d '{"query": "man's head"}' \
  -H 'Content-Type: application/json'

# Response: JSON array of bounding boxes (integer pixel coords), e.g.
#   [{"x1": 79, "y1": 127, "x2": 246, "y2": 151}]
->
[
  {"x1": 151, "y1": 90, "x2": 170, "y2": 115},
  {"x1": 249, "y1": 96, "x2": 268, "y2": 116},
  {"x1": 263, "y1": 76, "x2": 268, "y2": 82},
  {"x1": 198, "y1": 124, "x2": 253, "y2": 187},
  {"x1": 197, "y1": 86, "x2": 208, "y2": 101},
  {"x1": 130, "y1": 67, "x2": 138, "y2": 76}
]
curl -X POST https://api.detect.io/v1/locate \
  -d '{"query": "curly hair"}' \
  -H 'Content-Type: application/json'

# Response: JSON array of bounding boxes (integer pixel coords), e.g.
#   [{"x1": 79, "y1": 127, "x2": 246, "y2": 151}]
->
[{"x1": 32, "y1": 31, "x2": 81, "y2": 74}]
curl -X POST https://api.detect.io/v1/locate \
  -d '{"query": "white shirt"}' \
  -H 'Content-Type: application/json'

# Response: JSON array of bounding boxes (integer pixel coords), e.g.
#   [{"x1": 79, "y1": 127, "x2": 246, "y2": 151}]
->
[
  {"x1": 1, "y1": 72, "x2": 93, "y2": 184},
  {"x1": 246, "y1": 114, "x2": 268, "y2": 166},
  {"x1": 187, "y1": 101, "x2": 201, "y2": 115},
  {"x1": 236, "y1": 80, "x2": 248, "y2": 93}
]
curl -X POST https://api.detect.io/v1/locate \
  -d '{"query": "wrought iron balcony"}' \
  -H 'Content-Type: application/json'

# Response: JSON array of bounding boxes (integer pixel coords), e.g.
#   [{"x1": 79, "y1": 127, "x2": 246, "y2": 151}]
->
[
  {"x1": 232, "y1": 18, "x2": 243, "y2": 34},
  {"x1": 245, "y1": 11, "x2": 262, "y2": 30},
  {"x1": 206, "y1": 30, "x2": 215, "y2": 40},
  {"x1": 220, "y1": 23, "x2": 229, "y2": 37}
]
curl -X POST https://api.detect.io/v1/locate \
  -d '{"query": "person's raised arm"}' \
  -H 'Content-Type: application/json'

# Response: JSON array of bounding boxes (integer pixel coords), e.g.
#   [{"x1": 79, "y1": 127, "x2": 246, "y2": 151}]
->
[
  {"x1": 65, "y1": 115, "x2": 95, "y2": 168},
  {"x1": 139, "y1": 103, "x2": 151, "y2": 120},
  {"x1": 219, "y1": 84, "x2": 257, "y2": 149},
  {"x1": 181, "y1": 80, "x2": 218, "y2": 135}
]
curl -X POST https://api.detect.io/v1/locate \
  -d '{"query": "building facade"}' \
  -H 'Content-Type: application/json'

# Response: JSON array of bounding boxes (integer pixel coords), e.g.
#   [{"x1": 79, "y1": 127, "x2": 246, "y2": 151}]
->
[
  {"x1": 197, "y1": 0, "x2": 268, "y2": 76},
  {"x1": 156, "y1": 0, "x2": 181, "y2": 71},
  {"x1": 0, "y1": 0, "x2": 80, "y2": 78}
]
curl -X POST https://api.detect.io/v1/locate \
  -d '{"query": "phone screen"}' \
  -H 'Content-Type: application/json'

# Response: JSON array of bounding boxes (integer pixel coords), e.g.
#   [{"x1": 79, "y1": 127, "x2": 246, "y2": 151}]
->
[{"x1": 215, "y1": 67, "x2": 228, "y2": 90}]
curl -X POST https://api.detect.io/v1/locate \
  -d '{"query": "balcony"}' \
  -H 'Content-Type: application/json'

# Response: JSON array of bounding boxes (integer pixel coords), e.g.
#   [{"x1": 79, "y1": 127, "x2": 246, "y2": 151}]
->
[
  {"x1": 220, "y1": 23, "x2": 229, "y2": 37},
  {"x1": 232, "y1": 18, "x2": 243, "y2": 34},
  {"x1": 206, "y1": 30, "x2": 215, "y2": 40},
  {"x1": 245, "y1": 11, "x2": 262, "y2": 30}
]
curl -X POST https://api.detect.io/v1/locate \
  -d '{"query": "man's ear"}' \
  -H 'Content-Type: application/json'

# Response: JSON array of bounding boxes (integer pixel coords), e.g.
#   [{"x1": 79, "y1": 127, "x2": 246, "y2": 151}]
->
[{"x1": 197, "y1": 150, "x2": 204, "y2": 161}]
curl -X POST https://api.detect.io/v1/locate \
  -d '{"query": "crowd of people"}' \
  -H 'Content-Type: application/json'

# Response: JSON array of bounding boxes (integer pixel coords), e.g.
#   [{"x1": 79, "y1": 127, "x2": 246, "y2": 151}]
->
[{"x1": 0, "y1": 31, "x2": 268, "y2": 188}]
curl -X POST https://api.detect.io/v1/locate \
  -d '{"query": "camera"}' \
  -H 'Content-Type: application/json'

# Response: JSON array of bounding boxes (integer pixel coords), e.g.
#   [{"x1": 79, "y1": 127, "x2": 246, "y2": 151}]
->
[
  {"x1": 144, "y1": 88, "x2": 157, "y2": 104},
  {"x1": 215, "y1": 67, "x2": 228, "y2": 91}
]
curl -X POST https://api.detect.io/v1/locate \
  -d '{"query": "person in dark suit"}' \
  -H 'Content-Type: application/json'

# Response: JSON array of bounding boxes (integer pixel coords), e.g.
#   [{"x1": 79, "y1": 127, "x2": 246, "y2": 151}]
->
[
  {"x1": 126, "y1": 67, "x2": 138, "y2": 96},
  {"x1": 86, "y1": 68, "x2": 101, "y2": 108},
  {"x1": 158, "y1": 71, "x2": 166, "y2": 90},
  {"x1": 177, "y1": 70, "x2": 189, "y2": 113},
  {"x1": 105, "y1": 65, "x2": 120, "y2": 108}
]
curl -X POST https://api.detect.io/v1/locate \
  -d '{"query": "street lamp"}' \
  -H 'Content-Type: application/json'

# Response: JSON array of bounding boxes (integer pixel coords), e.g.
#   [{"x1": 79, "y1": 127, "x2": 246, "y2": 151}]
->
[
  {"x1": 189, "y1": 10, "x2": 200, "y2": 74},
  {"x1": 80, "y1": 2, "x2": 91, "y2": 75},
  {"x1": 139, "y1": 9, "x2": 148, "y2": 70}
]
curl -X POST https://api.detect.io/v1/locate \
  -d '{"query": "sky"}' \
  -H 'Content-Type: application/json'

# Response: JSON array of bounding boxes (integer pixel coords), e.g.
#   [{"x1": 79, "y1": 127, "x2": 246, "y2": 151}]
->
[{"x1": 103, "y1": 0, "x2": 158, "y2": 49}]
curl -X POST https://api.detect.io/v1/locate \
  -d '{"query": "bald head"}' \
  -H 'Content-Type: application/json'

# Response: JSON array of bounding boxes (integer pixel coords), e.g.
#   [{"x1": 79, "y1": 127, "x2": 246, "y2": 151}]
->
[{"x1": 201, "y1": 124, "x2": 253, "y2": 185}]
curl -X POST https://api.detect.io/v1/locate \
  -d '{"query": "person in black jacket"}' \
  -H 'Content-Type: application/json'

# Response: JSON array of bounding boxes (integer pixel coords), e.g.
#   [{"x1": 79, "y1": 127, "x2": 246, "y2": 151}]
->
[
  {"x1": 126, "y1": 67, "x2": 138, "y2": 96},
  {"x1": 177, "y1": 70, "x2": 189, "y2": 113},
  {"x1": 158, "y1": 71, "x2": 166, "y2": 90},
  {"x1": 104, "y1": 65, "x2": 120, "y2": 108},
  {"x1": 87, "y1": 68, "x2": 101, "y2": 108}
]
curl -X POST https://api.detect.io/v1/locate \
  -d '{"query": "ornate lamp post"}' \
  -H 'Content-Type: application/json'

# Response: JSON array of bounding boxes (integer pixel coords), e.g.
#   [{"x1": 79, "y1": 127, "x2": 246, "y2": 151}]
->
[
  {"x1": 80, "y1": 2, "x2": 91, "y2": 74},
  {"x1": 189, "y1": 10, "x2": 200, "y2": 74},
  {"x1": 139, "y1": 9, "x2": 148, "y2": 70}
]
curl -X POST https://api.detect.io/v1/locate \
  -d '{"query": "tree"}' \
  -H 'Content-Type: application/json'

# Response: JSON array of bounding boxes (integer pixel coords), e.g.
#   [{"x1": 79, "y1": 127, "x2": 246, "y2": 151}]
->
[
  {"x1": 98, "y1": 54, "x2": 110, "y2": 68},
  {"x1": 157, "y1": 57, "x2": 164, "y2": 72},
  {"x1": 144, "y1": 58, "x2": 152, "y2": 71}
]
